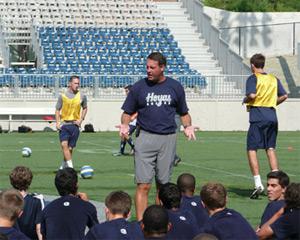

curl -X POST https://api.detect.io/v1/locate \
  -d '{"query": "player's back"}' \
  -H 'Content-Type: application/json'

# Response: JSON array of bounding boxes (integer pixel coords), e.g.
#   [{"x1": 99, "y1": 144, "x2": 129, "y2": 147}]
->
[
  {"x1": 40, "y1": 195, "x2": 98, "y2": 240},
  {"x1": 166, "y1": 209, "x2": 200, "y2": 240},
  {"x1": 17, "y1": 193, "x2": 44, "y2": 240},
  {"x1": 180, "y1": 195, "x2": 209, "y2": 229},
  {"x1": 84, "y1": 218, "x2": 143, "y2": 240},
  {"x1": 202, "y1": 208, "x2": 257, "y2": 240}
]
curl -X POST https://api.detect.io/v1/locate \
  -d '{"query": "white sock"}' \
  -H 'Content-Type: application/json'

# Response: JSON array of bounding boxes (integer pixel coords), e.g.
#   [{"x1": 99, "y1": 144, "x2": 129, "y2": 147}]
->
[
  {"x1": 272, "y1": 169, "x2": 279, "y2": 172},
  {"x1": 253, "y1": 175, "x2": 264, "y2": 190},
  {"x1": 59, "y1": 161, "x2": 65, "y2": 170},
  {"x1": 65, "y1": 160, "x2": 73, "y2": 168}
]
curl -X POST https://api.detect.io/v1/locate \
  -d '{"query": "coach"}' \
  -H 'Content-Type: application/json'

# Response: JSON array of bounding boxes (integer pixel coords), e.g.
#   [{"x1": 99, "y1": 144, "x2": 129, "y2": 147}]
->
[{"x1": 118, "y1": 52, "x2": 197, "y2": 220}]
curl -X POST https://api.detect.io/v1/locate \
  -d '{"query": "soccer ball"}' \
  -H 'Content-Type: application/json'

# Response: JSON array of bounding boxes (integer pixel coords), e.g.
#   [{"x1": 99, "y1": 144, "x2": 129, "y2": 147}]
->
[
  {"x1": 22, "y1": 147, "x2": 32, "y2": 157},
  {"x1": 80, "y1": 165, "x2": 94, "y2": 179}
]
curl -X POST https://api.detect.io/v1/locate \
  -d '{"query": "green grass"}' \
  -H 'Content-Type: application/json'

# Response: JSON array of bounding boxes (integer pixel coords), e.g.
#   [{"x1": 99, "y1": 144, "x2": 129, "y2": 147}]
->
[{"x1": 0, "y1": 131, "x2": 299, "y2": 227}]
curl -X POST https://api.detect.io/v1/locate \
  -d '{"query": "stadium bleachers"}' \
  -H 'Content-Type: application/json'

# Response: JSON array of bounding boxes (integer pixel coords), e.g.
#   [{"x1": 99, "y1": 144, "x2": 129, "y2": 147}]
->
[{"x1": 0, "y1": 0, "x2": 207, "y2": 91}]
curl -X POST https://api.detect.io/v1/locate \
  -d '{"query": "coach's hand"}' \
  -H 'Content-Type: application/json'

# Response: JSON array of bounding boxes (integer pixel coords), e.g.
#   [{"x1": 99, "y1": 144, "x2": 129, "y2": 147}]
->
[
  {"x1": 56, "y1": 122, "x2": 61, "y2": 131},
  {"x1": 116, "y1": 124, "x2": 129, "y2": 138},
  {"x1": 184, "y1": 126, "x2": 199, "y2": 140}
]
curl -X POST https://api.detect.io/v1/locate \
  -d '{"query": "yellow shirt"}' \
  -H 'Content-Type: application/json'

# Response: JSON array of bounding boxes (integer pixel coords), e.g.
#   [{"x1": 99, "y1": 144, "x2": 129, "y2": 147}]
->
[
  {"x1": 60, "y1": 92, "x2": 81, "y2": 121},
  {"x1": 247, "y1": 73, "x2": 278, "y2": 108}
]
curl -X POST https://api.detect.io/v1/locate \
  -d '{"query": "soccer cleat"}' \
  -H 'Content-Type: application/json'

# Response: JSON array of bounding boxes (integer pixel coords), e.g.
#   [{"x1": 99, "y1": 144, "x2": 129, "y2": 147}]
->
[
  {"x1": 250, "y1": 187, "x2": 264, "y2": 199},
  {"x1": 174, "y1": 156, "x2": 182, "y2": 166}
]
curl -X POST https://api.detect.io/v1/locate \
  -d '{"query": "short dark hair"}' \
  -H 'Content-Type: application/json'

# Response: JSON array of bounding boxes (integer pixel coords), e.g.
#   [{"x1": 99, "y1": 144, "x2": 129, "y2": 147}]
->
[
  {"x1": 142, "y1": 205, "x2": 169, "y2": 235},
  {"x1": 0, "y1": 189, "x2": 24, "y2": 222},
  {"x1": 10, "y1": 166, "x2": 33, "y2": 191},
  {"x1": 200, "y1": 182, "x2": 226, "y2": 210},
  {"x1": 177, "y1": 173, "x2": 196, "y2": 193},
  {"x1": 55, "y1": 168, "x2": 78, "y2": 196},
  {"x1": 158, "y1": 183, "x2": 181, "y2": 209},
  {"x1": 105, "y1": 191, "x2": 131, "y2": 217},
  {"x1": 250, "y1": 53, "x2": 265, "y2": 69},
  {"x1": 69, "y1": 75, "x2": 80, "y2": 82},
  {"x1": 284, "y1": 183, "x2": 300, "y2": 209},
  {"x1": 267, "y1": 171, "x2": 290, "y2": 189},
  {"x1": 147, "y1": 52, "x2": 167, "y2": 66}
]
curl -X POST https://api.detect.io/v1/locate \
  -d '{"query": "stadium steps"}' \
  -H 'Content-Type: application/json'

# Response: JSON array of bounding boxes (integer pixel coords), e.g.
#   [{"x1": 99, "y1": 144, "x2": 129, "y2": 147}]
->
[{"x1": 156, "y1": 1, "x2": 223, "y2": 76}]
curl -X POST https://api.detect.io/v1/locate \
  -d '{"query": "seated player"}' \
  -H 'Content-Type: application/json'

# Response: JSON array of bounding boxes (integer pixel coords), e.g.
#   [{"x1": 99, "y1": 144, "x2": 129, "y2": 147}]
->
[
  {"x1": 39, "y1": 168, "x2": 98, "y2": 239},
  {"x1": 200, "y1": 182, "x2": 257, "y2": 239},
  {"x1": 177, "y1": 173, "x2": 209, "y2": 229},
  {"x1": 0, "y1": 189, "x2": 30, "y2": 240},
  {"x1": 141, "y1": 205, "x2": 171, "y2": 239},
  {"x1": 259, "y1": 170, "x2": 289, "y2": 228},
  {"x1": 159, "y1": 183, "x2": 200, "y2": 239},
  {"x1": 114, "y1": 85, "x2": 136, "y2": 156},
  {"x1": 257, "y1": 182, "x2": 300, "y2": 239},
  {"x1": 84, "y1": 191, "x2": 143, "y2": 239},
  {"x1": 10, "y1": 166, "x2": 45, "y2": 240}
]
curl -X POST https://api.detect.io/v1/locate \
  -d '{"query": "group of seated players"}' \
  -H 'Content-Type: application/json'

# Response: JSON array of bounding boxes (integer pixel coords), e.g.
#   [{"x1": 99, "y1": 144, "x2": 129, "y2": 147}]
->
[{"x1": 0, "y1": 166, "x2": 299, "y2": 240}]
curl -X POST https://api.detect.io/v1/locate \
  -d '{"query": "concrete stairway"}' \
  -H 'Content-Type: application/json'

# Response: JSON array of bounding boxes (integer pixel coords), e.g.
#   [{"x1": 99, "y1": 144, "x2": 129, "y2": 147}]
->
[{"x1": 156, "y1": 1, "x2": 223, "y2": 76}]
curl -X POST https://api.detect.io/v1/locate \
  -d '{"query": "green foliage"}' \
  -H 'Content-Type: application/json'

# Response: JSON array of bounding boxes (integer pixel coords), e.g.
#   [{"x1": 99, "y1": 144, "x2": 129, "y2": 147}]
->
[{"x1": 203, "y1": 0, "x2": 300, "y2": 11}]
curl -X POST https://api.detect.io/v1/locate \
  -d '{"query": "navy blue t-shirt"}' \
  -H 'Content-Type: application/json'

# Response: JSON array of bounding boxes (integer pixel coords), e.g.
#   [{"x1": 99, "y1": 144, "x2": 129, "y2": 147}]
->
[
  {"x1": 260, "y1": 200, "x2": 285, "y2": 227},
  {"x1": 270, "y1": 208, "x2": 300, "y2": 240},
  {"x1": 40, "y1": 195, "x2": 98, "y2": 240},
  {"x1": 0, "y1": 227, "x2": 30, "y2": 240},
  {"x1": 84, "y1": 218, "x2": 143, "y2": 240},
  {"x1": 122, "y1": 77, "x2": 189, "y2": 134},
  {"x1": 202, "y1": 208, "x2": 258, "y2": 240},
  {"x1": 16, "y1": 194, "x2": 44, "y2": 240},
  {"x1": 180, "y1": 195, "x2": 209, "y2": 229},
  {"x1": 166, "y1": 209, "x2": 200, "y2": 239},
  {"x1": 245, "y1": 74, "x2": 286, "y2": 123}
]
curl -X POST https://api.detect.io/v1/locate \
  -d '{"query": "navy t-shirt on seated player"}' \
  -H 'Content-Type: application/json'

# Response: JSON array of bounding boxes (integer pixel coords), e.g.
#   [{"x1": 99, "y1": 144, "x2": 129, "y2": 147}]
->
[
  {"x1": 202, "y1": 208, "x2": 258, "y2": 240},
  {"x1": 0, "y1": 227, "x2": 30, "y2": 240},
  {"x1": 122, "y1": 77, "x2": 189, "y2": 134},
  {"x1": 270, "y1": 208, "x2": 300, "y2": 240},
  {"x1": 166, "y1": 209, "x2": 200, "y2": 239},
  {"x1": 246, "y1": 74, "x2": 286, "y2": 123},
  {"x1": 260, "y1": 200, "x2": 285, "y2": 227},
  {"x1": 180, "y1": 195, "x2": 209, "y2": 229},
  {"x1": 40, "y1": 195, "x2": 98, "y2": 240},
  {"x1": 84, "y1": 218, "x2": 143, "y2": 240}
]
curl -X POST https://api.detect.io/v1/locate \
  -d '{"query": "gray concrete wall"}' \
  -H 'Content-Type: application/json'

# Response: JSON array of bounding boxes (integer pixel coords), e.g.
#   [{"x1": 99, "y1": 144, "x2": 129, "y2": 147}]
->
[
  {"x1": 203, "y1": 7, "x2": 300, "y2": 58},
  {"x1": 1, "y1": 99, "x2": 299, "y2": 131}
]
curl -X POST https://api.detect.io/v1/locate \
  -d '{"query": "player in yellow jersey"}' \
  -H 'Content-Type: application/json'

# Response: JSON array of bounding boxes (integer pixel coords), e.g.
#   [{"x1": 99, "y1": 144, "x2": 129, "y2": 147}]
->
[
  {"x1": 55, "y1": 76, "x2": 88, "y2": 169},
  {"x1": 243, "y1": 54, "x2": 288, "y2": 199}
]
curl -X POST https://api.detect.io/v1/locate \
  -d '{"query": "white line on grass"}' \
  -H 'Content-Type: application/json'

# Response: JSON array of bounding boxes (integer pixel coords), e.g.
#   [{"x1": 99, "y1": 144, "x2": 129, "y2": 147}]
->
[{"x1": 180, "y1": 162, "x2": 258, "y2": 181}]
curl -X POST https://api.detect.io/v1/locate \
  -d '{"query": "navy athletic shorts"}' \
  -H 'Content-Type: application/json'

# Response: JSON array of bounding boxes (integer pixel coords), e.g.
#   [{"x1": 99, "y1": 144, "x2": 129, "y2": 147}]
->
[
  {"x1": 247, "y1": 121, "x2": 278, "y2": 150},
  {"x1": 59, "y1": 124, "x2": 80, "y2": 148}
]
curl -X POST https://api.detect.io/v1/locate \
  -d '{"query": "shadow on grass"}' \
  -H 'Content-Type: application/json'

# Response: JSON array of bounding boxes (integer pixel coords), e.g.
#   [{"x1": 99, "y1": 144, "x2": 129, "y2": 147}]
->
[{"x1": 227, "y1": 186, "x2": 266, "y2": 200}]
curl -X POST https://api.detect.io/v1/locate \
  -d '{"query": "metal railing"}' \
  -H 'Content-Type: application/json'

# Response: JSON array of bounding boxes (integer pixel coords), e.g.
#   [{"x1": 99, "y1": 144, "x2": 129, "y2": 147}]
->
[
  {"x1": 220, "y1": 21, "x2": 300, "y2": 58},
  {"x1": 0, "y1": 74, "x2": 248, "y2": 100},
  {"x1": 181, "y1": 0, "x2": 251, "y2": 76}
]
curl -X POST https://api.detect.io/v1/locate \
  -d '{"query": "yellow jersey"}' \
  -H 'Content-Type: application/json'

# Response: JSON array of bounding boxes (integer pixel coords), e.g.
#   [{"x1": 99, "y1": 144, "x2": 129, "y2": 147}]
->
[
  {"x1": 247, "y1": 73, "x2": 278, "y2": 108},
  {"x1": 60, "y1": 92, "x2": 81, "y2": 121}
]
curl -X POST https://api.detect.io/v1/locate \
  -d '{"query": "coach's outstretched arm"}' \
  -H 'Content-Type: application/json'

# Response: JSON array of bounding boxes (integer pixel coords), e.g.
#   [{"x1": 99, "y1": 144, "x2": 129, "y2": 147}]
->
[{"x1": 180, "y1": 113, "x2": 197, "y2": 140}]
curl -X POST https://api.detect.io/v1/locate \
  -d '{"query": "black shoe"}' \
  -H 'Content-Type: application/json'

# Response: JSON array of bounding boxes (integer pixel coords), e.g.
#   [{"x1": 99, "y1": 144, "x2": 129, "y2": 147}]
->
[
  {"x1": 250, "y1": 187, "x2": 264, "y2": 199},
  {"x1": 174, "y1": 157, "x2": 182, "y2": 166}
]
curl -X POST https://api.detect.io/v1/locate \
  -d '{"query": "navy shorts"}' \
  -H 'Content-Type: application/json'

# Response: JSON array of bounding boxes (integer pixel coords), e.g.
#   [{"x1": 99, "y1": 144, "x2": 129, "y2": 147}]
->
[
  {"x1": 59, "y1": 124, "x2": 80, "y2": 148},
  {"x1": 247, "y1": 121, "x2": 278, "y2": 150}
]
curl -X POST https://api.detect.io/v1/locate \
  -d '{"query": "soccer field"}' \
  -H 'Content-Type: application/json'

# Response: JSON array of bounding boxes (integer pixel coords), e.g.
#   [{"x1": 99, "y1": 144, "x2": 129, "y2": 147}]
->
[{"x1": 0, "y1": 131, "x2": 299, "y2": 226}]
